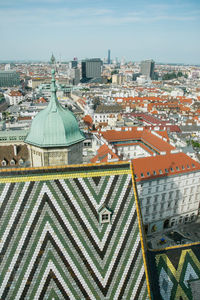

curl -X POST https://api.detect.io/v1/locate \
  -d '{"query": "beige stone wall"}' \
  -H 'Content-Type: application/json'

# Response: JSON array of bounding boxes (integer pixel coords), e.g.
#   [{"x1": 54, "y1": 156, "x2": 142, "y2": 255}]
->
[{"x1": 28, "y1": 143, "x2": 83, "y2": 167}]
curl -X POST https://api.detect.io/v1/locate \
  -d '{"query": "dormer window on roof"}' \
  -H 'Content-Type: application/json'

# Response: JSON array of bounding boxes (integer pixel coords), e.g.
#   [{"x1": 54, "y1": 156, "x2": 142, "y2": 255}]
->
[
  {"x1": 159, "y1": 170, "x2": 162, "y2": 174},
  {"x1": 141, "y1": 173, "x2": 144, "y2": 177},
  {"x1": 147, "y1": 172, "x2": 150, "y2": 176},
  {"x1": 170, "y1": 167, "x2": 174, "y2": 172},
  {"x1": 1, "y1": 160, "x2": 6, "y2": 166},
  {"x1": 19, "y1": 158, "x2": 24, "y2": 166},
  {"x1": 165, "y1": 168, "x2": 168, "y2": 173},
  {"x1": 99, "y1": 206, "x2": 112, "y2": 225},
  {"x1": 153, "y1": 171, "x2": 156, "y2": 175},
  {"x1": 182, "y1": 166, "x2": 185, "y2": 170},
  {"x1": 192, "y1": 164, "x2": 195, "y2": 168},
  {"x1": 176, "y1": 166, "x2": 179, "y2": 170},
  {"x1": 10, "y1": 159, "x2": 15, "y2": 166},
  {"x1": 187, "y1": 164, "x2": 190, "y2": 169}
]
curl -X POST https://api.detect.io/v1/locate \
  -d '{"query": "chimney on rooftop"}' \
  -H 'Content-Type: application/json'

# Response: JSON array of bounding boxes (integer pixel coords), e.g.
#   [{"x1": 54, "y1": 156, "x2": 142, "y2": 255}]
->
[{"x1": 13, "y1": 145, "x2": 17, "y2": 156}]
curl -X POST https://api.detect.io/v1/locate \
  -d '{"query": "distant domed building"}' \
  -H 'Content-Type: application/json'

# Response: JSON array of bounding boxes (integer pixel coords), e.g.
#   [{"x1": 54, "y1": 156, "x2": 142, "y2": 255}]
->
[{"x1": 25, "y1": 69, "x2": 85, "y2": 167}]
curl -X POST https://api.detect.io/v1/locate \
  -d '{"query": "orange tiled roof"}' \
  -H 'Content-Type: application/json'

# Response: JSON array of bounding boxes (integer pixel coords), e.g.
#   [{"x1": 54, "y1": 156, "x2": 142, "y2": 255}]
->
[
  {"x1": 18, "y1": 116, "x2": 32, "y2": 121},
  {"x1": 90, "y1": 144, "x2": 119, "y2": 163},
  {"x1": 9, "y1": 91, "x2": 22, "y2": 97},
  {"x1": 179, "y1": 104, "x2": 190, "y2": 112},
  {"x1": 132, "y1": 152, "x2": 200, "y2": 182},
  {"x1": 36, "y1": 97, "x2": 47, "y2": 103},
  {"x1": 179, "y1": 98, "x2": 193, "y2": 104},
  {"x1": 99, "y1": 128, "x2": 175, "y2": 154},
  {"x1": 83, "y1": 115, "x2": 93, "y2": 125}
]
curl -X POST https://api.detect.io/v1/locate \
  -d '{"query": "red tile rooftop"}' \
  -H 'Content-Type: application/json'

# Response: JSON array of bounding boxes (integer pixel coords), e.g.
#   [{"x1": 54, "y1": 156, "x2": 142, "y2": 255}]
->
[
  {"x1": 132, "y1": 152, "x2": 200, "y2": 182},
  {"x1": 36, "y1": 97, "x2": 47, "y2": 103},
  {"x1": 99, "y1": 127, "x2": 175, "y2": 154},
  {"x1": 9, "y1": 91, "x2": 22, "y2": 97},
  {"x1": 83, "y1": 115, "x2": 93, "y2": 125},
  {"x1": 90, "y1": 144, "x2": 119, "y2": 163}
]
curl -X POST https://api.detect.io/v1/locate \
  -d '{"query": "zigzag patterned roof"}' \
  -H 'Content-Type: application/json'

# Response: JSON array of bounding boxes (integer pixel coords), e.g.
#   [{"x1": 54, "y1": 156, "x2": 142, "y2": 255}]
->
[{"x1": 0, "y1": 162, "x2": 150, "y2": 299}]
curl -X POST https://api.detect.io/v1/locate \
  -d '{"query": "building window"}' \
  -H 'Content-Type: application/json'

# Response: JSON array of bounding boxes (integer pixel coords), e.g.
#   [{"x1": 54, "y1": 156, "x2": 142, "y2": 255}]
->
[
  {"x1": 146, "y1": 197, "x2": 151, "y2": 205},
  {"x1": 162, "y1": 193, "x2": 166, "y2": 201},
  {"x1": 102, "y1": 214, "x2": 109, "y2": 221},
  {"x1": 190, "y1": 186, "x2": 194, "y2": 193},
  {"x1": 176, "y1": 190, "x2": 179, "y2": 198}
]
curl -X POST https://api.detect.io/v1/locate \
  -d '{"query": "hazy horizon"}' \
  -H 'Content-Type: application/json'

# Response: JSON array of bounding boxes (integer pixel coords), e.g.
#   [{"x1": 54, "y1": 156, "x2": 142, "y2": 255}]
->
[{"x1": 0, "y1": 0, "x2": 200, "y2": 65}]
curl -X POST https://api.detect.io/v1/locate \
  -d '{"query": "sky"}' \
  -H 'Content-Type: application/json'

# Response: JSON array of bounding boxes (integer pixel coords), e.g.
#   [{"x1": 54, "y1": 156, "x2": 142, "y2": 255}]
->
[{"x1": 0, "y1": 0, "x2": 200, "y2": 64}]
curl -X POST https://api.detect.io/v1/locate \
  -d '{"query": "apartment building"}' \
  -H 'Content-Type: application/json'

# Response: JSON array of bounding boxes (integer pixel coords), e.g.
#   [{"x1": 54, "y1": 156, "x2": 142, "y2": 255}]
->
[{"x1": 133, "y1": 152, "x2": 200, "y2": 234}]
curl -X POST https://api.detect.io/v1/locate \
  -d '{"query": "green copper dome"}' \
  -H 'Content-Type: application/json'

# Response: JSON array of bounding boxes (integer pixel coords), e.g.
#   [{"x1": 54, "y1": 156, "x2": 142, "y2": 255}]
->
[{"x1": 25, "y1": 70, "x2": 85, "y2": 148}]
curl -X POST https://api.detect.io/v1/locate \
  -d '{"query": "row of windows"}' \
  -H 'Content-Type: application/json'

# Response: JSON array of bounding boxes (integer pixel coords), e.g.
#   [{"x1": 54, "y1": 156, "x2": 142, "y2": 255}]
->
[
  {"x1": 139, "y1": 180, "x2": 199, "y2": 195},
  {"x1": 141, "y1": 189, "x2": 198, "y2": 206},
  {"x1": 143, "y1": 202, "x2": 196, "y2": 217},
  {"x1": 32, "y1": 150, "x2": 41, "y2": 156},
  {"x1": 139, "y1": 164, "x2": 195, "y2": 178},
  {"x1": 138, "y1": 173, "x2": 199, "y2": 188},
  {"x1": 0, "y1": 136, "x2": 25, "y2": 141}
]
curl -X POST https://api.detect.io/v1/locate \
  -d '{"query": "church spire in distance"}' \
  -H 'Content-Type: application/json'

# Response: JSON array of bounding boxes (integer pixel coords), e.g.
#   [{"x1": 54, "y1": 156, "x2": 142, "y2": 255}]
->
[{"x1": 50, "y1": 53, "x2": 56, "y2": 65}]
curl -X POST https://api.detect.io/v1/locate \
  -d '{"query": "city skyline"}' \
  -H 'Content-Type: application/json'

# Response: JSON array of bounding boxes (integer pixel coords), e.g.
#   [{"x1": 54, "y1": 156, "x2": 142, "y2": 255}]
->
[{"x1": 0, "y1": 0, "x2": 200, "y2": 64}]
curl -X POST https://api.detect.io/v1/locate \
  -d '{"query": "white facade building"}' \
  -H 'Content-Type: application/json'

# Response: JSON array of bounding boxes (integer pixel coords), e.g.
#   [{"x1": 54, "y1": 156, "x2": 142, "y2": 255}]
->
[
  {"x1": 134, "y1": 152, "x2": 200, "y2": 234},
  {"x1": 93, "y1": 105, "x2": 121, "y2": 125},
  {"x1": 5, "y1": 91, "x2": 24, "y2": 105}
]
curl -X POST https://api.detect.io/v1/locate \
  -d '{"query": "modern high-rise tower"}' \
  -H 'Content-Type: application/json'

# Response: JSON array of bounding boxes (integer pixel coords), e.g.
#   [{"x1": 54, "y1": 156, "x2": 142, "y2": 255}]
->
[
  {"x1": 107, "y1": 49, "x2": 111, "y2": 64},
  {"x1": 81, "y1": 58, "x2": 102, "y2": 81},
  {"x1": 140, "y1": 59, "x2": 155, "y2": 79}
]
